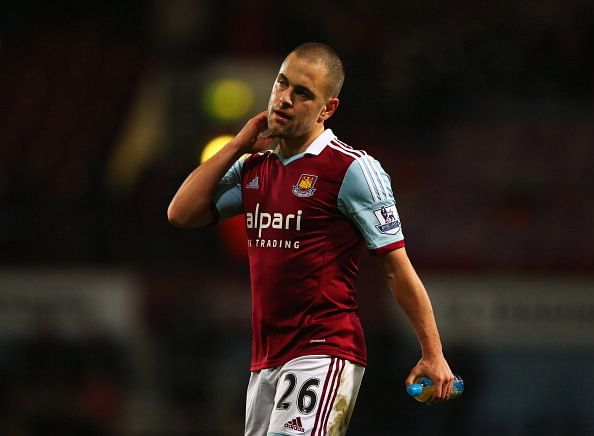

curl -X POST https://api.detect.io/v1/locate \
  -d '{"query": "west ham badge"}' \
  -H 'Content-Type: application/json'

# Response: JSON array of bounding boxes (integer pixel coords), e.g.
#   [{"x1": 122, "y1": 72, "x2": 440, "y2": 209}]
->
[{"x1": 292, "y1": 174, "x2": 318, "y2": 198}]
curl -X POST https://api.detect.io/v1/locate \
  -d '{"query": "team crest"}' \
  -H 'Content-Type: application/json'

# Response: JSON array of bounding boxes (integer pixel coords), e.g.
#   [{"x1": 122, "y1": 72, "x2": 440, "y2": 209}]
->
[
  {"x1": 373, "y1": 204, "x2": 401, "y2": 235},
  {"x1": 292, "y1": 174, "x2": 318, "y2": 198}
]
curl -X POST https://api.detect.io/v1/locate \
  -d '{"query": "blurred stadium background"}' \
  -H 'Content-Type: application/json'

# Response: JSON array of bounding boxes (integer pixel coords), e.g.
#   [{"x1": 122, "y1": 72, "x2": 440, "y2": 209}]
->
[{"x1": 1, "y1": 1, "x2": 593, "y2": 435}]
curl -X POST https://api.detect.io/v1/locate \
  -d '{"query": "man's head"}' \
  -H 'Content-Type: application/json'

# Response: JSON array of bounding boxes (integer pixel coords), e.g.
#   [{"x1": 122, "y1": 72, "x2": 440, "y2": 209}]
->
[
  {"x1": 267, "y1": 43, "x2": 344, "y2": 145},
  {"x1": 290, "y1": 42, "x2": 345, "y2": 99}
]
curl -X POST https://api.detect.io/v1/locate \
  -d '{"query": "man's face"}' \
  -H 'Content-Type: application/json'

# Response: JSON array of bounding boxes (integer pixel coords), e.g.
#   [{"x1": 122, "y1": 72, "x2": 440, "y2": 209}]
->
[{"x1": 267, "y1": 53, "x2": 334, "y2": 140}]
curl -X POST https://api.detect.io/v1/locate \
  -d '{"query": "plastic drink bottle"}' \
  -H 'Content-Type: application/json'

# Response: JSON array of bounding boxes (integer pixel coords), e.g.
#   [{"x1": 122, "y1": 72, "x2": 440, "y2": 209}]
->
[{"x1": 406, "y1": 376, "x2": 464, "y2": 402}]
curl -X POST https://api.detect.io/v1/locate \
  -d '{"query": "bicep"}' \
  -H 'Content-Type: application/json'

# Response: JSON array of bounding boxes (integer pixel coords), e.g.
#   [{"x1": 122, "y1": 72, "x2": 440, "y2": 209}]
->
[
  {"x1": 214, "y1": 184, "x2": 243, "y2": 220},
  {"x1": 213, "y1": 158, "x2": 245, "y2": 220}
]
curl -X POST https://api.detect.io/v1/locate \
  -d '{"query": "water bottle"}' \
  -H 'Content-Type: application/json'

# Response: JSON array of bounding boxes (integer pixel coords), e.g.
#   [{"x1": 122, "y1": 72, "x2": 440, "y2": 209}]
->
[{"x1": 406, "y1": 376, "x2": 464, "y2": 403}]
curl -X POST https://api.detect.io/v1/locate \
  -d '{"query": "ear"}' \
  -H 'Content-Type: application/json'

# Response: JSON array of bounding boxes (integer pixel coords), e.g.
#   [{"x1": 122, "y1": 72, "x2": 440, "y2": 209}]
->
[{"x1": 318, "y1": 98, "x2": 340, "y2": 122}]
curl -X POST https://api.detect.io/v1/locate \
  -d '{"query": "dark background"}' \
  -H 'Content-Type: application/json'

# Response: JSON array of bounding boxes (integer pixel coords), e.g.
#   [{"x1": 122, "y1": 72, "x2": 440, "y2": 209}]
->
[{"x1": 1, "y1": 1, "x2": 593, "y2": 435}]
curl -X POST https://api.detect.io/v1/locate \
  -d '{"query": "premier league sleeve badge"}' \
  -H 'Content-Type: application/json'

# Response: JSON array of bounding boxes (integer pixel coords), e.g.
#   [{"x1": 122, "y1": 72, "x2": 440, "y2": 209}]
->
[{"x1": 373, "y1": 204, "x2": 401, "y2": 235}]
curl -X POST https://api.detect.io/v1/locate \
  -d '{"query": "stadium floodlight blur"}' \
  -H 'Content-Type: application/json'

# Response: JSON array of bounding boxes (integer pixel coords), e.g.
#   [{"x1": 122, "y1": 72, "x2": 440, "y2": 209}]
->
[
  {"x1": 198, "y1": 57, "x2": 278, "y2": 123},
  {"x1": 200, "y1": 135, "x2": 235, "y2": 163},
  {"x1": 203, "y1": 79, "x2": 253, "y2": 121}
]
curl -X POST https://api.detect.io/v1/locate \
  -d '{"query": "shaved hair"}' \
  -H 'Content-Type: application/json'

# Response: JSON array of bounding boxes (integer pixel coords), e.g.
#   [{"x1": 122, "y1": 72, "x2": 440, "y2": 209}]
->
[{"x1": 289, "y1": 42, "x2": 345, "y2": 98}]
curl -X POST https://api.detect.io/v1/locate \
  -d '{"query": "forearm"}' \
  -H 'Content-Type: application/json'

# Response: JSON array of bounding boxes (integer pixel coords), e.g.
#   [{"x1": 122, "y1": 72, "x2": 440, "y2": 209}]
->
[
  {"x1": 383, "y1": 249, "x2": 443, "y2": 358},
  {"x1": 167, "y1": 139, "x2": 245, "y2": 228},
  {"x1": 381, "y1": 248, "x2": 454, "y2": 397},
  {"x1": 168, "y1": 111, "x2": 274, "y2": 228}
]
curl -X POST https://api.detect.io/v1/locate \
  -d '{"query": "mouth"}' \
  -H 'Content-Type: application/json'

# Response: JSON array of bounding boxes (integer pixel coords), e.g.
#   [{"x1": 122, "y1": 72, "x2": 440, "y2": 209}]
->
[{"x1": 272, "y1": 109, "x2": 292, "y2": 123}]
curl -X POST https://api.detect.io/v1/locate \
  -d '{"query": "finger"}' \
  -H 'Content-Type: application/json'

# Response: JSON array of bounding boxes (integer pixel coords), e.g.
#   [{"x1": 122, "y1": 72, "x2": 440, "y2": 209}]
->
[
  {"x1": 404, "y1": 368, "x2": 421, "y2": 386},
  {"x1": 253, "y1": 136, "x2": 277, "y2": 152},
  {"x1": 447, "y1": 379, "x2": 455, "y2": 398},
  {"x1": 254, "y1": 110, "x2": 269, "y2": 125},
  {"x1": 258, "y1": 129, "x2": 276, "y2": 139},
  {"x1": 430, "y1": 381, "x2": 442, "y2": 400},
  {"x1": 438, "y1": 376, "x2": 454, "y2": 399}
]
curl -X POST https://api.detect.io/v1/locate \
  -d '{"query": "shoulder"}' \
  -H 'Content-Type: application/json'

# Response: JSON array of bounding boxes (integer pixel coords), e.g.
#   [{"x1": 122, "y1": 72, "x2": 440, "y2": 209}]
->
[
  {"x1": 243, "y1": 150, "x2": 274, "y2": 166},
  {"x1": 324, "y1": 137, "x2": 385, "y2": 175},
  {"x1": 333, "y1": 141, "x2": 392, "y2": 204},
  {"x1": 312, "y1": 137, "x2": 375, "y2": 177},
  {"x1": 324, "y1": 137, "x2": 371, "y2": 163},
  {"x1": 220, "y1": 151, "x2": 270, "y2": 185},
  {"x1": 240, "y1": 150, "x2": 275, "y2": 175},
  {"x1": 326, "y1": 138, "x2": 387, "y2": 180}
]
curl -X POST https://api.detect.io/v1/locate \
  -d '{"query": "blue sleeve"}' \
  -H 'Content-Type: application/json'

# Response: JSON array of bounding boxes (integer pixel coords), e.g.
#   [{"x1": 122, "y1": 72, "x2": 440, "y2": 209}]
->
[
  {"x1": 213, "y1": 158, "x2": 244, "y2": 220},
  {"x1": 337, "y1": 156, "x2": 405, "y2": 252}
]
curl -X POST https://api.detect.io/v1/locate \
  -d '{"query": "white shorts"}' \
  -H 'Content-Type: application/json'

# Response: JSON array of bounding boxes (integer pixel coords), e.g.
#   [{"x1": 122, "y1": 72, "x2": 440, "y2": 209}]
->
[{"x1": 245, "y1": 355, "x2": 365, "y2": 436}]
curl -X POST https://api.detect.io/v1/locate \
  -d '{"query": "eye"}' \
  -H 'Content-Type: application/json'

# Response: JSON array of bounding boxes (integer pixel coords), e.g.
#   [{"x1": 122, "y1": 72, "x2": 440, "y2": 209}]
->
[
  {"x1": 295, "y1": 88, "x2": 313, "y2": 100},
  {"x1": 276, "y1": 78, "x2": 288, "y2": 89}
]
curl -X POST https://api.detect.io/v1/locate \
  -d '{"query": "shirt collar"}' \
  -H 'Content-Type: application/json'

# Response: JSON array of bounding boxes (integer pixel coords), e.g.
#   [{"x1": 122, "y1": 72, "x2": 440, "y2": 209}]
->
[
  {"x1": 272, "y1": 129, "x2": 335, "y2": 165},
  {"x1": 302, "y1": 129, "x2": 335, "y2": 155}
]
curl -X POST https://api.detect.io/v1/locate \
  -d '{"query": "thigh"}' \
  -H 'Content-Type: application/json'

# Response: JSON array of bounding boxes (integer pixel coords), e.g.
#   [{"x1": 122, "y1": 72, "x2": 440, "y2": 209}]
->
[
  {"x1": 268, "y1": 355, "x2": 365, "y2": 436},
  {"x1": 245, "y1": 369, "x2": 278, "y2": 436}
]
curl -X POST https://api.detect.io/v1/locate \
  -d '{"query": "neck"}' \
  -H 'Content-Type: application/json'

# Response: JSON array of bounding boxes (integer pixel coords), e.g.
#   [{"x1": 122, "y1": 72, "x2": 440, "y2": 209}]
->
[{"x1": 278, "y1": 125, "x2": 325, "y2": 158}]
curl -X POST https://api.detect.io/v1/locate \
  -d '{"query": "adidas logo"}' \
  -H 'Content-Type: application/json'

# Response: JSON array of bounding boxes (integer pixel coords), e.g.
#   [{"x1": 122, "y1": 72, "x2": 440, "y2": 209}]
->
[
  {"x1": 246, "y1": 176, "x2": 259, "y2": 189},
  {"x1": 284, "y1": 417, "x2": 305, "y2": 433}
]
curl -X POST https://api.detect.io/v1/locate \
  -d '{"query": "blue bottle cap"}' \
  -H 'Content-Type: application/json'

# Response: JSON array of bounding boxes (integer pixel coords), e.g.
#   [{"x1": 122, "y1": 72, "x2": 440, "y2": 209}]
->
[{"x1": 407, "y1": 384, "x2": 424, "y2": 397}]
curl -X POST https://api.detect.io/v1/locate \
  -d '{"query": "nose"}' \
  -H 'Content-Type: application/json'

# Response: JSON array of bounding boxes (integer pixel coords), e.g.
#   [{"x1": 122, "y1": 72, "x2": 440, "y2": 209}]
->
[{"x1": 277, "y1": 88, "x2": 292, "y2": 108}]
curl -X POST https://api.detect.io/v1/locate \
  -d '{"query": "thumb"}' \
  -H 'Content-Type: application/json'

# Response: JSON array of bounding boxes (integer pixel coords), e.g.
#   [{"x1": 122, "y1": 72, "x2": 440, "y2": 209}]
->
[{"x1": 405, "y1": 367, "x2": 423, "y2": 386}]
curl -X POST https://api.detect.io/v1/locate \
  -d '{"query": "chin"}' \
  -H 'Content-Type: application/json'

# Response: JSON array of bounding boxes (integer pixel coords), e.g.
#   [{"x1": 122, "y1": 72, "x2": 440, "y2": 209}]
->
[
  {"x1": 268, "y1": 125, "x2": 291, "y2": 139},
  {"x1": 273, "y1": 132, "x2": 290, "y2": 140}
]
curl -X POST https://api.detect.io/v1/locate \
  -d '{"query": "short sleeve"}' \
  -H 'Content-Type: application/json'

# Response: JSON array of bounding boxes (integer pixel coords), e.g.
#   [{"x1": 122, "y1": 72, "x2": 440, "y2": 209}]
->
[
  {"x1": 337, "y1": 156, "x2": 405, "y2": 254},
  {"x1": 213, "y1": 158, "x2": 244, "y2": 221}
]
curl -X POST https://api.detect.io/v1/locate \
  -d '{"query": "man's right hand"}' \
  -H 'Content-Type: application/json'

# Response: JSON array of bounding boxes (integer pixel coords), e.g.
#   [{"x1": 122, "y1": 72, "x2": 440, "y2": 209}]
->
[{"x1": 233, "y1": 111, "x2": 277, "y2": 154}]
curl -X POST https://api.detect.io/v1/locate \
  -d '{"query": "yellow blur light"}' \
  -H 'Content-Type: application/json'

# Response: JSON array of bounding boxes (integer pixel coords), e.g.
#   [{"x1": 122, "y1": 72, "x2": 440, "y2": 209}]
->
[
  {"x1": 204, "y1": 79, "x2": 254, "y2": 121},
  {"x1": 200, "y1": 135, "x2": 235, "y2": 163}
]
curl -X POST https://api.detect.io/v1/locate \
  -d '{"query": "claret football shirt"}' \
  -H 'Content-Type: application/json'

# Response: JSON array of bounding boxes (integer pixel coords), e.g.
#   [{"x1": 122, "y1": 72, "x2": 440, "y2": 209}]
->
[{"x1": 213, "y1": 129, "x2": 405, "y2": 371}]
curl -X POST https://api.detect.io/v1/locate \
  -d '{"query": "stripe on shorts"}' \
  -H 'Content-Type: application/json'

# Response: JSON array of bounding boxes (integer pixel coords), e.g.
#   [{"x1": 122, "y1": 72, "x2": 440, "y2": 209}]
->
[{"x1": 311, "y1": 357, "x2": 346, "y2": 436}]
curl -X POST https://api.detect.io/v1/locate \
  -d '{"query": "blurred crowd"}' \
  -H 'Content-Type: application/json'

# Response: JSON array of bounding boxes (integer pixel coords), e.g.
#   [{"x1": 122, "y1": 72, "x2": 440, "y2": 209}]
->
[
  {"x1": 0, "y1": 314, "x2": 128, "y2": 435},
  {"x1": 1, "y1": 0, "x2": 592, "y2": 271}
]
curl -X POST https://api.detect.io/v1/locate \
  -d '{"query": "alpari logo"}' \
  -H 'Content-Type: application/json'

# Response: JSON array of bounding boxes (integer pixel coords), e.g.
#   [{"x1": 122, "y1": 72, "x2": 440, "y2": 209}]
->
[{"x1": 246, "y1": 203, "x2": 302, "y2": 238}]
